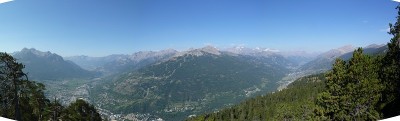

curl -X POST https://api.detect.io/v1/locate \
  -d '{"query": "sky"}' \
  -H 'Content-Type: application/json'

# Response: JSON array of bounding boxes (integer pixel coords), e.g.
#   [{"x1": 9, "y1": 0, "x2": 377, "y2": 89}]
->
[{"x1": 0, "y1": 0, "x2": 398, "y2": 57}]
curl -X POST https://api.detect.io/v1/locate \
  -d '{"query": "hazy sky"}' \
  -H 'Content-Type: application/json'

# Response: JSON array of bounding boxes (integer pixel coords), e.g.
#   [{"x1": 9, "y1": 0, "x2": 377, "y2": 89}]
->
[{"x1": 0, "y1": 0, "x2": 398, "y2": 57}]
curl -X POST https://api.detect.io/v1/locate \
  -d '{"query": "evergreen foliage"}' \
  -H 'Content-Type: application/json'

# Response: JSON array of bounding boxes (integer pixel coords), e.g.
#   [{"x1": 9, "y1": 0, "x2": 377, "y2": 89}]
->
[
  {"x1": 0, "y1": 52, "x2": 43, "y2": 121},
  {"x1": 61, "y1": 99, "x2": 102, "y2": 121},
  {"x1": 315, "y1": 48, "x2": 382, "y2": 120},
  {"x1": 379, "y1": 5, "x2": 400, "y2": 118},
  {"x1": 0, "y1": 52, "x2": 102, "y2": 121},
  {"x1": 187, "y1": 74, "x2": 326, "y2": 121}
]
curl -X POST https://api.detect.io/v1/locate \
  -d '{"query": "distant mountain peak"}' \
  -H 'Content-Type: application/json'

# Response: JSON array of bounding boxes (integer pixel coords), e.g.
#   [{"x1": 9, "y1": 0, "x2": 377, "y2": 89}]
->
[
  {"x1": 225, "y1": 46, "x2": 280, "y2": 56},
  {"x1": 317, "y1": 45, "x2": 355, "y2": 59},
  {"x1": 365, "y1": 44, "x2": 385, "y2": 49},
  {"x1": 162, "y1": 48, "x2": 178, "y2": 53},
  {"x1": 20, "y1": 48, "x2": 52, "y2": 57},
  {"x1": 335, "y1": 45, "x2": 355, "y2": 53},
  {"x1": 129, "y1": 49, "x2": 178, "y2": 61},
  {"x1": 225, "y1": 46, "x2": 252, "y2": 54},
  {"x1": 12, "y1": 48, "x2": 94, "y2": 80},
  {"x1": 181, "y1": 46, "x2": 221, "y2": 56},
  {"x1": 199, "y1": 46, "x2": 220, "y2": 55},
  {"x1": 260, "y1": 48, "x2": 280, "y2": 53}
]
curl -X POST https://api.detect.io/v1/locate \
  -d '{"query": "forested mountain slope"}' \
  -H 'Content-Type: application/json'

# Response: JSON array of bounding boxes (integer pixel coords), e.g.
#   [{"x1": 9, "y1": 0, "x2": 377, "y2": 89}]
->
[
  {"x1": 187, "y1": 74, "x2": 326, "y2": 121},
  {"x1": 90, "y1": 47, "x2": 292, "y2": 120}
]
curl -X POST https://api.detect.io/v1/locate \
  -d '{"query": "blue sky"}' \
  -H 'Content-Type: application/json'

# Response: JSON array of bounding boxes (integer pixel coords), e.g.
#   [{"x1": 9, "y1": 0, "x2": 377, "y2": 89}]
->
[{"x1": 0, "y1": 0, "x2": 398, "y2": 57}]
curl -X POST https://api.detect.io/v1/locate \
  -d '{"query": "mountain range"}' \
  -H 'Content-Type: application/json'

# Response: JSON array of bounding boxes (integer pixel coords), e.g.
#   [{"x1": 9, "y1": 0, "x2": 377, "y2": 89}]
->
[
  {"x1": 299, "y1": 44, "x2": 387, "y2": 73},
  {"x1": 90, "y1": 46, "x2": 292, "y2": 120},
  {"x1": 9, "y1": 43, "x2": 387, "y2": 120},
  {"x1": 65, "y1": 49, "x2": 178, "y2": 75},
  {"x1": 12, "y1": 48, "x2": 96, "y2": 80}
]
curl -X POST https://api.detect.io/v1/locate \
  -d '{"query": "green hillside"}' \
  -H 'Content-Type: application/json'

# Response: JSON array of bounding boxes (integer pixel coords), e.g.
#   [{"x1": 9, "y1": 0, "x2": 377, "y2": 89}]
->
[
  {"x1": 187, "y1": 74, "x2": 326, "y2": 121},
  {"x1": 91, "y1": 52, "x2": 290, "y2": 120}
]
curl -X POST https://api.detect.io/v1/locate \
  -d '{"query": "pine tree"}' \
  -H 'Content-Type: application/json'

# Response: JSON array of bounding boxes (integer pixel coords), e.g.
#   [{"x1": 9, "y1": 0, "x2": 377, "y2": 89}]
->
[
  {"x1": 1, "y1": 52, "x2": 102, "y2": 121},
  {"x1": 1, "y1": 52, "x2": 52, "y2": 121},
  {"x1": 61, "y1": 99, "x2": 102, "y2": 121},
  {"x1": 379, "y1": 5, "x2": 400, "y2": 118},
  {"x1": 346, "y1": 48, "x2": 381, "y2": 120},
  {"x1": 316, "y1": 48, "x2": 382, "y2": 120},
  {"x1": 316, "y1": 58, "x2": 348, "y2": 120},
  {"x1": 0, "y1": 52, "x2": 28, "y2": 120}
]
